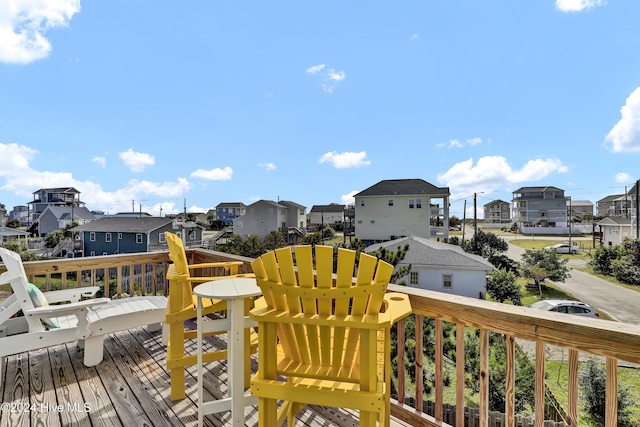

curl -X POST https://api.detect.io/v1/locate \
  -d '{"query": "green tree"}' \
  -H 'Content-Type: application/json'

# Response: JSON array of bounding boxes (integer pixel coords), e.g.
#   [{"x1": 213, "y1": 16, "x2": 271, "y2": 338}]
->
[
  {"x1": 366, "y1": 244, "x2": 412, "y2": 285},
  {"x1": 486, "y1": 269, "x2": 522, "y2": 305},
  {"x1": 521, "y1": 249, "x2": 570, "y2": 295},
  {"x1": 0, "y1": 242, "x2": 40, "y2": 261},
  {"x1": 462, "y1": 230, "x2": 508, "y2": 258},
  {"x1": 5, "y1": 219, "x2": 21, "y2": 229},
  {"x1": 579, "y1": 359, "x2": 633, "y2": 426},
  {"x1": 44, "y1": 230, "x2": 65, "y2": 248}
]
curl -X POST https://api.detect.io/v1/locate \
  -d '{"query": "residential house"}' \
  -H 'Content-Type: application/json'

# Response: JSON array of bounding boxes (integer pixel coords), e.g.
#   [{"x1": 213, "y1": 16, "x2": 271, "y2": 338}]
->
[
  {"x1": 36, "y1": 206, "x2": 96, "y2": 237},
  {"x1": 483, "y1": 200, "x2": 511, "y2": 225},
  {"x1": 28, "y1": 187, "x2": 84, "y2": 224},
  {"x1": 512, "y1": 186, "x2": 567, "y2": 234},
  {"x1": 595, "y1": 217, "x2": 633, "y2": 247},
  {"x1": 216, "y1": 202, "x2": 247, "y2": 225},
  {"x1": 308, "y1": 204, "x2": 348, "y2": 231},
  {"x1": 71, "y1": 217, "x2": 204, "y2": 257},
  {"x1": 0, "y1": 203, "x2": 6, "y2": 226},
  {"x1": 232, "y1": 199, "x2": 306, "y2": 242},
  {"x1": 567, "y1": 199, "x2": 594, "y2": 223},
  {"x1": 596, "y1": 194, "x2": 631, "y2": 218},
  {"x1": 0, "y1": 227, "x2": 29, "y2": 243},
  {"x1": 354, "y1": 179, "x2": 450, "y2": 245},
  {"x1": 9, "y1": 205, "x2": 30, "y2": 226},
  {"x1": 365, "y1": 235, "x2": 494, "y2": 299}
]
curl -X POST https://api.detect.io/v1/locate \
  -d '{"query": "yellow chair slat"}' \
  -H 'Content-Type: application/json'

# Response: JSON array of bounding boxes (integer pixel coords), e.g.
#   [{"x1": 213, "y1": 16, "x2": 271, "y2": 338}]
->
[{"x1": 250, "y1": 244, "x2": 412, "y2": 427}]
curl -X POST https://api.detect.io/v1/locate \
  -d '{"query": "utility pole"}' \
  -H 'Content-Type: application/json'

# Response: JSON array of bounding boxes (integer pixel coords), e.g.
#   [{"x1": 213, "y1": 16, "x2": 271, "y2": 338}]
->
[{"x1": 567, "y1": 196, "x2": 572, "y2": 249}]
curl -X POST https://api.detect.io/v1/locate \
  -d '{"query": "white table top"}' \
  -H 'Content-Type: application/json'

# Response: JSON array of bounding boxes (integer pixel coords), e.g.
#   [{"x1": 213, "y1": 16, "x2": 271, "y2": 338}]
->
[{"x1": 193, "y1": 277, "x2": 261, "y2": 300}]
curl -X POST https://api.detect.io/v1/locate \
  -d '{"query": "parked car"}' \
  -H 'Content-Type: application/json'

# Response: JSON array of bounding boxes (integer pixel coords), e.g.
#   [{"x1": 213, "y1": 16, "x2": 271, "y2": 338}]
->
[
  {"x1": 528, "y1": 299, "x2": 599, "y2": 318},
  {"x1": 543, "y1": 243, "x2": 579, "y2": 254}
]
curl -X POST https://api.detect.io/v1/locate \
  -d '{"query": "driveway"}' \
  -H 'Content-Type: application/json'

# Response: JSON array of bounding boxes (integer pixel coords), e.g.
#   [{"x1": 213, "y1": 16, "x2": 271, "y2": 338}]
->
[{"x1": 503, "y1": 236, "x2": 640, "y2": 326}]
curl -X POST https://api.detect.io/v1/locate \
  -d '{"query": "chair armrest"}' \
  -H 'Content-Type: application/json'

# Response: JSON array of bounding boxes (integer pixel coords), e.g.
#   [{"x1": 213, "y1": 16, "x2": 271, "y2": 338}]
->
[
  {"x1": 250, "y1": 307, "x2": 387, "y2": 329},
  {"x1": 383, "y1": 292, "x2": 413, "y2": 324},
  {"x1": 23, "y1": 298, "x2": 111, "y2": 317},
  {"x1": 43, "y1": 286, "x2": 101, "y2": 303},
  {"x1": 187, "y1": 261, "x2": 244, "y2": 270},
  {"x1": 185, "y1": 273, "x2": 256, "y2": 284}
]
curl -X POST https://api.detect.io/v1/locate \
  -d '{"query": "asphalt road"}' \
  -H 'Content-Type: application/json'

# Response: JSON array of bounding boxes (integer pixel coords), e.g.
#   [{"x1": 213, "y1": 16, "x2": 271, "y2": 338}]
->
[{"x1": 503, "y1": 235, "x2": 640, "y2": 325}]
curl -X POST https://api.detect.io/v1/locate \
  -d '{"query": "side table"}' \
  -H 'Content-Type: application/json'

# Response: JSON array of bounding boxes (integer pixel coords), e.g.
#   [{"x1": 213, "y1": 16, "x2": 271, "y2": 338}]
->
[{"x1": 194, "y1": 277, "x2": 261, "y2": 426}]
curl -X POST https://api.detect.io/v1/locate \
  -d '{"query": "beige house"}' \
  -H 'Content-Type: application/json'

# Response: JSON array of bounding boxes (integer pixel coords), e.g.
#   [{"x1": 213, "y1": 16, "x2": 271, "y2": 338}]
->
[{"x1": 354, "y1": 179, "x2": 449, "y2": 244}]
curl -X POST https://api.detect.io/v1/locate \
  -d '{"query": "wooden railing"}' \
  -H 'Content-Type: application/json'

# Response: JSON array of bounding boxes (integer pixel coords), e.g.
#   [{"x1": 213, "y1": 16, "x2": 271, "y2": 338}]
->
[
  {"x1": 389, "y1": 284, "x2": 640, "y2": 427},
  {"x1": 3, "y1": 251, "x2": 639, "y2": 427}
]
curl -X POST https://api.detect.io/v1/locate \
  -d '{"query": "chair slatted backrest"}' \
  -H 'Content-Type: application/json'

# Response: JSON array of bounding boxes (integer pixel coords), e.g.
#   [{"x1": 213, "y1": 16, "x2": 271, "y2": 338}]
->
[{"x1": 251, "y1": 245, "x2": 393, "y2": 374}]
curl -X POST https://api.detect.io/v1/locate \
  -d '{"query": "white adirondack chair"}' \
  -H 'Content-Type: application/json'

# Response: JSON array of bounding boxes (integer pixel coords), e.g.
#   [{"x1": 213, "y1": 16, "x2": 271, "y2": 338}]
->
[{"x1": 0, "y1": 247, "x2": 168, "y2": 376}]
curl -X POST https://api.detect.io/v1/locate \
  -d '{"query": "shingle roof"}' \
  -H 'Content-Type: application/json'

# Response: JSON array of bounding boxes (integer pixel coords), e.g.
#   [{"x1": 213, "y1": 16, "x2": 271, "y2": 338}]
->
[
  {"x1": 310, "y1": 204, "x2": 347, "y2": 213},
  {"x1": 355, "y1": 179, "x2": 449, "y2": 197},
  {"x1": 71, "y1": 217, "x2": 173, "y2": 233},
  {"x1": 513, "y1": 186, "x2": 564, "y2": 193},
  {"x1": 365, "y1": 235, "x2": 494, "y2": 271},
  {"x1": 43, "y1": 206, "x2": 96, "y2": 221}
]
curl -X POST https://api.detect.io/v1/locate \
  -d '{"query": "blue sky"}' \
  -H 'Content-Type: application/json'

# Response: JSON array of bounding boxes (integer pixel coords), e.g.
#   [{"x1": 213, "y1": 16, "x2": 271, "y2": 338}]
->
[{"x1": 1, "y1": 0, "x2": 639, "y2": 219}]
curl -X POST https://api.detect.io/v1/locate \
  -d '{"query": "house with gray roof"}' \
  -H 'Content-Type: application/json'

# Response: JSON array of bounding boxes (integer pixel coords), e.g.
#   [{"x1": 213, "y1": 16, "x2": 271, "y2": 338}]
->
[
  {"x1": 232, "y1": 199, "x2": 306, "y2": 242},
  {"x1": 71, "y1": 217, "x2": 203, "y2": 257},
  {"x1": 308, "y1": 204, "x2": 349, "y2": 231},
  {"x1": 215, "y1": 202, "x2": 247, "y2": 225},
  {"x1": 366, "y1": 235, "x2": 493, "y2": 299},
  {"x1": 37, "y1": 206, "x2": 96, "y2": 237},
  {"x1": 354, "y1": 179, "x2": 450, "y2": 244},
  {"x1": 512, "y1": 186, "x2": 567, "y2": 234}
]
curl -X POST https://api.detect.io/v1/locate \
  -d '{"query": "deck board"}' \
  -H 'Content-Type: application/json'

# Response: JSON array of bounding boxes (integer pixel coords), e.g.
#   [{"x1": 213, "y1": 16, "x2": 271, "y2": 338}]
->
[{"x1": 0, "y1": 324, "x2": 410, "y2": 426}]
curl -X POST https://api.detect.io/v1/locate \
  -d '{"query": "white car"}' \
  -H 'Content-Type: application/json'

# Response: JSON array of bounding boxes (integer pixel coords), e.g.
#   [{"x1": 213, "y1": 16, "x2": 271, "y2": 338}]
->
[
  {"x1": 529, "y1": 299, "x2": 599, "y2": 318},
  {"x1": 543, "y1": 243, "x2": 579, "y2": 254}
]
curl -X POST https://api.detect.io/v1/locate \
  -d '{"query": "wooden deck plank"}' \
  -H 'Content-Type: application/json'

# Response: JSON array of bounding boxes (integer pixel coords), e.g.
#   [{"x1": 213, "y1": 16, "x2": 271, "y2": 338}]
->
[
  {"x1": 65, "y1": 342, "x2": 121, "y2": 426},
  {"x1": 0, "y1": 325, "x2": 409, "y2": 427}
]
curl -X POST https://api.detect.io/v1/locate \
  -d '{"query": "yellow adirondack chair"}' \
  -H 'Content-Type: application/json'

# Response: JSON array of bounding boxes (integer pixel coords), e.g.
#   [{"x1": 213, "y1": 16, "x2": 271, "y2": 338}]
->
[
  {"x1": 249, "y1": 245, "x2": 412, "y2": 427},
  {"x1": 164, "y1": 231, "x2": 257, "y2": 400}
]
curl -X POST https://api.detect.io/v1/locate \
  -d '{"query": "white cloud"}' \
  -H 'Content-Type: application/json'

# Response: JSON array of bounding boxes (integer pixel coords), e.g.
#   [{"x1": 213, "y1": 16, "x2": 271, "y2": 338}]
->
[
  {"x1": 341, "y1": 190, "x2": 359, "y2": 205},
  {"x1": 410, "y1": 33, "x2": 420, "y2": 40},
  {"x1": 319, "y1": 151, "x2": 371, "y2": 169},
  {"x1": 190, "y1": 166, "x2": 233, "y2": 180},
  {"x1": 437, "y1": 156, "x2": 568, "y2": 195},
  {"x1": 0, "y1": 142, "x2": 38, "y2": 177},
  {"x1": 615, "y1": 172, "x2": 633, "y2": 184},
  {"x1": 0, "y1": 0, "x2": 80, "y2": 64},
  {"x1": 306, "y1": 64, "x2": 326, "y2": 74},
  {"x1": 307, "y1": 64, "x2": 346, "y2": 93},
  {"x1": 556, "y1": 0, "x2": 604, "y2": 12},
  {"x1": 119, "y1": 149, "x2": 155, "y2": 172},
  {"x1": 439, "y1": 137, "x2": 484, "y2": 148},
  {"x1": 259, "y1": 162, "x2": 277, "y2": 171},
  {"x1": 92, "y1": 156, "x2": 106, "y2": 168},
  {"x1": 604, "y1": 87, "x2": 640, "y2": 153}
]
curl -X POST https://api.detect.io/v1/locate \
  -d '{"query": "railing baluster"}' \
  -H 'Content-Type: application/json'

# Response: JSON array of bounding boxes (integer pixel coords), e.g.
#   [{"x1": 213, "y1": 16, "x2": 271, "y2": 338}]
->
[
  {"x1": 397, "y1": 318, "x2": 405, "y2": 405},
  {"x1": 479, "y1": 329, "x2": 488, "y2": 427},
  {"x1": 535, "y1": 342, "x2": 545, "y2": 427},
  {"x1": 456, "y1": 323, "x2": 464, "y2": 427},
  {"x1": 567, "y1": 349, "x2": 579, "y2": 426},
  {"x1": 506, "y1": 335, "x2": 516, "y2": 427},
  {"x1": 435, "y1": 319, "x2": 443, "y2": 422},
  {"x1": 605, "y1": 357, "x2": 618, "y2": 427},
  {"x1": 416, "y1": 314, "x2": 424, "y2": 412}
]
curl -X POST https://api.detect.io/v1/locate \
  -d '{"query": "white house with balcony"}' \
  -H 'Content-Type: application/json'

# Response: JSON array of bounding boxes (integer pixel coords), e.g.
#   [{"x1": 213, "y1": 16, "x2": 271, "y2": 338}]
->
[
  {"x1": 233, "y1": 199, "x2": 307, "y2": 242},
  {"x1": 354, "y1": 179, "x2": 449, "y2": 245}
]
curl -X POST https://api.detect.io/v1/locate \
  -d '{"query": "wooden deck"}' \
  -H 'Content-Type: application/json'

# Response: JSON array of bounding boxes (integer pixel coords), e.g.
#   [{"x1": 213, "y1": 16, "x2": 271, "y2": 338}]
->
[{"x1": 0, "y1": 320, "x2": 410, "y2": 427}]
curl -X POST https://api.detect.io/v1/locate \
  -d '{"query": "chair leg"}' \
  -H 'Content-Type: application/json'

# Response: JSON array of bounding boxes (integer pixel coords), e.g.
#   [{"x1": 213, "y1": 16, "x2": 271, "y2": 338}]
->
[
  {"x1": 161, "y1": 323, "x2": 169, "y2": 346},
  {"x1": 170, "y1": 368, "x2": 187, "y2": 400},
  {"x1": 258, "y1": 397, "x2": 279, "y2": 426},
  {"x1": 83, "y1": 335, "x2": 106, "y2": 366},
  {"x1": 146, "y1": 322, "x2": 162, "y2": 333}
]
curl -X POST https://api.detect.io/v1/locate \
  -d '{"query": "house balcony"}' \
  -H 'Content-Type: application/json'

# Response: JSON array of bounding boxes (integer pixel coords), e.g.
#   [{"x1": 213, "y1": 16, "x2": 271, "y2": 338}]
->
[{"x1": 1, "y1": 250, "x2": 638, "y2": 426}]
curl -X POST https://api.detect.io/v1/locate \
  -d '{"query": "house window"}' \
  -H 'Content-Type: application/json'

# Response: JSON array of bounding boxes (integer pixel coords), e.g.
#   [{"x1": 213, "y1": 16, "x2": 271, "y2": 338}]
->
[
  {"x1": 416, "y1": 199, "x2": 422, "y2": 208},
  {"x1": 118, "y1": 233, "x2": 123, "y2": 239},
  {"x1": 410, "y1": 271, "x2": 419, "y2": 285},
  {"x1": 90, "y1": 232, "x2": 96, "y2": 242},
  {"x1": 360, "y1": 200, "x2": 365, "y2": 206},
  {"x1": 189, "y1": 230, "x2": 196, "y2": 240},
  {"x1": 370, "y1": 220, "x2": 375, "y2": 224},
  {"x1": 136, "y1": 233, "x2": 143, "y2": 244},
  {"x1": 159, "y1": 233, "x2": 166, "y2": 243},
  {"x1": 388, "y1": 200, "x2": 394, "y2": 206},
  {"x1": 90, "y1": 251, "x2": 95, "y2": 256},
  {"x1": 106, "y1": 233, "x2": 112, "y2": 242},
  {"x1": 357, "y1": 220, "x2": 363, "y2": 224},
  {"x1": 443, "y1": 274, "x2": 452, "y2": 288},
  {"x1": 409, "y1": 199, "x2": 414, "y2": 209}
]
